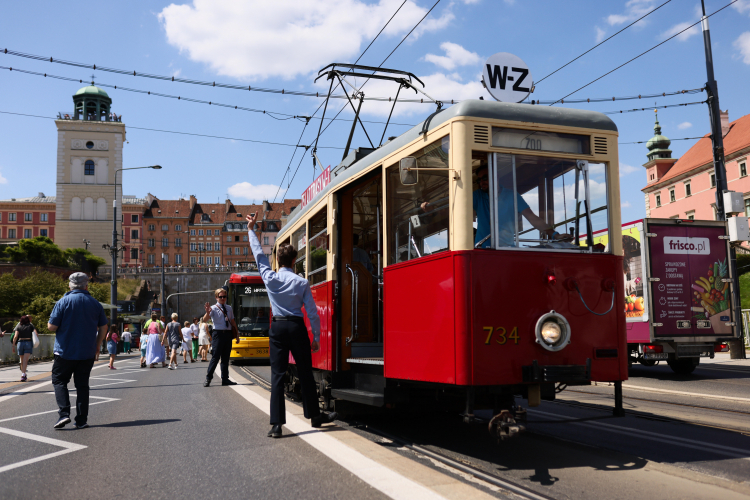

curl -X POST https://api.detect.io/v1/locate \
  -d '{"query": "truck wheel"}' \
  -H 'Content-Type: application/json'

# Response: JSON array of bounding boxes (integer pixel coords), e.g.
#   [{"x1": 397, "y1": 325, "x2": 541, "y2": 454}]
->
[
  {"x1": 639, "y1": 359, "x2": 656, "y2": 367},
  {"x1": 667, "y1": 357, "x2": 699, "y2": 375}
]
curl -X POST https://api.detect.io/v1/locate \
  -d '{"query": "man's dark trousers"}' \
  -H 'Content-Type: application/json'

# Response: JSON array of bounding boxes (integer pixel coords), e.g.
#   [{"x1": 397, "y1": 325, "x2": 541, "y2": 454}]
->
[
  {"x1": 269, "y1": 317, "x2": 320, "y2": 425},
  {"x1": 51, "y1": 355, "x2": 95, "y2": 425},
  {"x1": 206, "y1": 330, "x2": 233, "y2": 382}
]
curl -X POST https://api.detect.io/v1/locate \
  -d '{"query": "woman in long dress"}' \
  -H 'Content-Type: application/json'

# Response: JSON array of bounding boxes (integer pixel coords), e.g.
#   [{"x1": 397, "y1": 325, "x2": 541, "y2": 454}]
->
[{"x1": 145, "y1": 313, "x2": 167, "y2": 368}]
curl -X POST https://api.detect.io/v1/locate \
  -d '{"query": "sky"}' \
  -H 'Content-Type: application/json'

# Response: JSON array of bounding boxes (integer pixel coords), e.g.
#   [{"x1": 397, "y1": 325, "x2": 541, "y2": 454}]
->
[{"x1": 1, "y1": 0, "x2": 749, "y2": 225}]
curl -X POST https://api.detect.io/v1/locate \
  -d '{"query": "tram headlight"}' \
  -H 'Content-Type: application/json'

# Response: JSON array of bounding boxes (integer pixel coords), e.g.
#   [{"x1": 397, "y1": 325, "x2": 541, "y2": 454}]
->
[{"x1": 535, "y1": 311, "x2": 571, "y2": 352}]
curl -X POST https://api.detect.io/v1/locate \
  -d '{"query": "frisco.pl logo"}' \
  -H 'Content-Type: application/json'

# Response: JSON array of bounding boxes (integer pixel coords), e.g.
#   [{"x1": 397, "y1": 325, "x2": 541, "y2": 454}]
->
[{"x1": 663, "y1": 236, "x2": 710, "y2": 255}]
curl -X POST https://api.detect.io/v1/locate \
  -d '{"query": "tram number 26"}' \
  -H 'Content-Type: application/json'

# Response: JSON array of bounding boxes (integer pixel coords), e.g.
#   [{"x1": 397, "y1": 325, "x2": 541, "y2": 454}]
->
[{"x1": 483, "y1": 326, "x2": 519, "y2": 345}]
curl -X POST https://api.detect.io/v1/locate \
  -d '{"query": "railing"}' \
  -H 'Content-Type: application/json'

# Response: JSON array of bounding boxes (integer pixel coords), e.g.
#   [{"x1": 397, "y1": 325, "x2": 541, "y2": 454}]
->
[
  {"x1": 114, "y1": 264, "x2": 257, "y2": 274},
  {"x1": 57, "y1": 111, "x2": 123, "y2": 122}
]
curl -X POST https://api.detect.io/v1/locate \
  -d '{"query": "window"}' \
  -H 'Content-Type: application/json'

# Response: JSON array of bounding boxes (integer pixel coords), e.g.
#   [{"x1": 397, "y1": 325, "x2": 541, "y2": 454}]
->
[
  {"x1": 148, "y1": 254, "x2": 155, "y2": 264},
  {"x1": 198, "y1": 243, "x2": 204, "y2": 251},
  {"x1": 214, "y1": 242, "x2": 220, "y2": 251},
  {"x1": 40, "y1": 229, "x2": 47, "y2": 237},
  {"x1": 684, "y1": 182, "x2": 691, "y2": 197},
  {"x1": 24, "y1": 213, "x2": 32, "y2": 222},
  {"x1": 162, "y1": 238, "x2": 169, "y2": 247},
  {"x1": 267, "y1": 222, "x2": 278, "y2": 231},
  {"x1": 227, "y1": 247, "x2": 232, "y2": 255},
  {"x1": 8, "y1": 229, "x2": 16, "y2": 239},
  {"x1": 669, "y1": 188, "x2": 676, "y2": 203},
  {"x1": 235, "y1": 235, "x2": 240, "y2": 242},
  {"x1": 745, "y1": 198, "x2": 750, "y2": 217},
  {"x1": 388, "y1": 136, "x2": 449, "y2": 262},
  {"x1": 161, "y1": 224, "x2": 169, "y2": 231},
  {"x1": 202, "y1": 214, "x2": 210, "y2": 222},
  {"x1": 148, "y1": 224, "x2": 155, "y2": 231},
  {"x1": 176, "y1": 254, "x2": 182, "y2": 264},
  {"x1": 131, "y1": 229, "x2": 139, "y2": 239},
  {"x1": 687, "y1": 211, "x2": 695, "y2": 220},
  {"x1": 198, "y1": 229, "x2": 204, "y2": 236},
  {"x1": 741, "y1": 162, "x2": 747, "y2": 178},
  {"x1": 190, "y1": 256, "x2": 196, "y2": 264},
  {"x1": 655, "y1": 194, "x2": 661, "y2": 207},
  {"x1": 199, "y1": 257, "x2": 204, "y2": 265},
  {"x1": 190, "y1": 243, "x2": 197, "y2": 251},
  {"x1": 215, "y1": 256, "x2": 221, "y2": 265},
  {"x1": 214, "y1": 229, "x2": 220, "y2": 235},
  {"x1": 308, "y1": 208, "x2": 328, "y2": 285},
  {"x1": 175, "y1": 224, "x2": 182, "y2": 231},
  {"x1": 163, "y1": 254, "x2": 169, "y2": 265},
  {"x1": 190, "y1": 229, "x2": 196, "y2": 236},
  {"x1": 23, "y1": 229, "x2": 31, "y2": 238},
  {"x1": 131, "y1": 249, "x2": 138, "y2": 260},
  {"x1": 263, "y1": 236, "x2": 269, "y2": 245},
  {"x1": 9, "y1": 213, "x2": 16, "y2": 222},
  {"x1": 86, "y1": 141, "x2": 94, "y2": 149},
  {"x1": 234, "y1": 247, "x2": 241, "y2": 255},
  {"x1": 41, "y1": 213, "x2": 48, "y2": 222},
  {"x1": 243, "y1": 223, "x2": 248, "y2": 230},
  {"x1": 227, "y1": 236, "x2": 231, "y2": 242},
  {"x1": 0, "y1": 213, "x2": 2, "y2": 222},
  {"x1": 84, "y1": 160, "x2": 95, "y2": 176},
  {"x1": 292, "y1": 224, "x2": 307, "y2": 276},
  {"x1": 244, "y1": 247, "x2": 248, "y2": 255},
  {"x1": 243, "y1": 235, "x2": 248, "y2": 242},
  {"x1": 131, "y1": 214, "x2": 139, "y2": 223},
  {"x1": 175, "y1": 238, "x2": 182, "y2": 247},
  {"x1": 710, "y1": 173, "x2": 716, "y2": 187},
  {"x1": 148, "y1": 238, "x2": 155, "y2": 247}
]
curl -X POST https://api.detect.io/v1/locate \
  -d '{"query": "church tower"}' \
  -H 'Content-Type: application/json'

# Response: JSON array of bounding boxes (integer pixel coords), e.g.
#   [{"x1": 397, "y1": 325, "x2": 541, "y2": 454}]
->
[
  {"x1": 54, "y1": 84, "x2": 125, "y2": 261},
  {"x1": 642, "y1": 110, "x2": 678, "y2": 186}
]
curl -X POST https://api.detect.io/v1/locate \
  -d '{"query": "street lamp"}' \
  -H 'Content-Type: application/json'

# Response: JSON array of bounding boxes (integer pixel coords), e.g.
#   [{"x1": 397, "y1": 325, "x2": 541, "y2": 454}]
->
[
  {"x1": 104, "y1": 165, "x2": 162, "y2": 327},
  {"x1": 82, "y1": 239, "x2": 91, "y2": 250}
]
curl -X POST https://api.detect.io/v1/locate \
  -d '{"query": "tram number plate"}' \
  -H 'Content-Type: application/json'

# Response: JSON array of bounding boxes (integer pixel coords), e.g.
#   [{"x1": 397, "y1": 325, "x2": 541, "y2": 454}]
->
[
  {"x1": 676, "y1": 320, "x2": 691, "y2": 329},
  {"x1": 696, "y1": 320, "x2": 711, "y2": 329},
  {"x1": 483, "y1": 326, "x2": 519, "y2": 345}
]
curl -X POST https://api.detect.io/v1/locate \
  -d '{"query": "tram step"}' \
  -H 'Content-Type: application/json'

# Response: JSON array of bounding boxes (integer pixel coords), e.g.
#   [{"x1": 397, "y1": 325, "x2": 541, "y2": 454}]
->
[{"x1": 331, "y1": 388, "x2": 384, "y2": 407}]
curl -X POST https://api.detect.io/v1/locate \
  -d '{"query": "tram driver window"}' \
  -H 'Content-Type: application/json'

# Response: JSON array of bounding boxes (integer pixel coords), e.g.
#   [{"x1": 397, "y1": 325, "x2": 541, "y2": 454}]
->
[
  {"x1": 292, "y1": 225, "x2": 307, "y2": 277},
  {"x1": 387, "y1": 135, "x2": 450, "y2": 264}
]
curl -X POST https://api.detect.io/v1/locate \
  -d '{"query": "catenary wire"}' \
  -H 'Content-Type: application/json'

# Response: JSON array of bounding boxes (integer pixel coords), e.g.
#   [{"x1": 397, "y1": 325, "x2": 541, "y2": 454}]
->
[
  {"x1": 619, "y1": 136, "x2": 706, "y2": 145},
  {"x1": 272, "y1": 119, "x2": 310, "y2": 204},
  {"x1": 602, "y1": 99, "x2": 706, "y2": 115},
  {"x1": 549, "y1": 0, "x2": 738, "y2": 105},
  {"x1": 535, "y1": 0, "x2": 673, "y2": 85}
]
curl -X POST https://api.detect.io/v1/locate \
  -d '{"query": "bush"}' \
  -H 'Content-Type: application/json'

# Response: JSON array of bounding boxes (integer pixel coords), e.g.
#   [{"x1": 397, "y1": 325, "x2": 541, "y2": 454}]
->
[
  {"x1": 26, "y1": 295, "x2": 58, "y2": 335},
  {"x1": 64, "y1": 248, "x2": 106, "y2": 274},
  {"x1": 5, "y1": 237, "x2": 66, "y2": 266}
]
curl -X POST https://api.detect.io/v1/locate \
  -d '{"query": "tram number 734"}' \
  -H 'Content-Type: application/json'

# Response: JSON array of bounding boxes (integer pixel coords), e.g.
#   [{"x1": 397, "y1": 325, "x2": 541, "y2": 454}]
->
[{"x1": 484, "y1": 326, "x2": 520, "y2": 345}]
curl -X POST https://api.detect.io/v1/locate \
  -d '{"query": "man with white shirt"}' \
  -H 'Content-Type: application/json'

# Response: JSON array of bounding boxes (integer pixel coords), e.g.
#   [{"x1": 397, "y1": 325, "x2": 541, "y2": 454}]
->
[
  {"x1": 201, "y1": 289, "x2": 239, "y2": 387},
  {"x1": 190, "y1": 317, "x2": 200, "y2": 361}
]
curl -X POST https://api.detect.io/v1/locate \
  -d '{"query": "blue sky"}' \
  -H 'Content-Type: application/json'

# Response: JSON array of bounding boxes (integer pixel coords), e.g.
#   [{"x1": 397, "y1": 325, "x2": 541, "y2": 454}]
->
[{"x1": 1, "y1": 0, "x2": 749, "y2": 224}]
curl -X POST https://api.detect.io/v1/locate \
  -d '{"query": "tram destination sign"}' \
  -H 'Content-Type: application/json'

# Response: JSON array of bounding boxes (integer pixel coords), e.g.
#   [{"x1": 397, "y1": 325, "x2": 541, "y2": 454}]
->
[
  {"x1": 492, "y1": 127, "x2": 590, "y2": 154},
  {"x1": 301, "y1": 166, "x2": 330, "y2": 209},
  {"x1": 482, "y1": 52, "x2": 533, "y2": 103}
]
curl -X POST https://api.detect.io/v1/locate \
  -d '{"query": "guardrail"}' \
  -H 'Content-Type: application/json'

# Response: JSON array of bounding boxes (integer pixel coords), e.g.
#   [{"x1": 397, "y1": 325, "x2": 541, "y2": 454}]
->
[{"x1": 110, "y1": 265, "x2": 258, "y2": 275}]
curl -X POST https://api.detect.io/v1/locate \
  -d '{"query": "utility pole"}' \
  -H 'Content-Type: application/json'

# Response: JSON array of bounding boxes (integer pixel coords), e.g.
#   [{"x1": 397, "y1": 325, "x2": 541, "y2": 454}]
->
[
  {"x1": 700, "y1": 0, "x2": 745, "y2": 359},
  {"x1": 161, "y1": 252, "x2": 166, "y2": 318}
]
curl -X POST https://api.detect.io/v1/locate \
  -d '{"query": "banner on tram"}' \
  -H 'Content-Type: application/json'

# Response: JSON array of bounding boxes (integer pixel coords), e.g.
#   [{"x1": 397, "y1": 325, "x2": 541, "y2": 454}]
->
[{"x1": 301, "y1": 166, "x2": 330, "y2": 209}]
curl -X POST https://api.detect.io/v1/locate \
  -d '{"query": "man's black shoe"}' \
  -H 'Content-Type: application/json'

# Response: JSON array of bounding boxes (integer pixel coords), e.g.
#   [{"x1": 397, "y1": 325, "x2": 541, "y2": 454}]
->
[
  {"x1": 53, "y1": 417, "x2": 71, "y2": 429},
  {"x1": 203, "y1": 379, "x2": 211, "y2": 387},
  {"x1": 267, "y1": 424, "x2": 282, "y2": 438},
  {"x1": 310, "y1": 411, "x2": 338, "y2": 428},
  {"x1": 221, "y1": 380, "x2": 237, "y2": 386},
  {"x1": 75, "y1": 423, "x2": 89, "y2": 429}
]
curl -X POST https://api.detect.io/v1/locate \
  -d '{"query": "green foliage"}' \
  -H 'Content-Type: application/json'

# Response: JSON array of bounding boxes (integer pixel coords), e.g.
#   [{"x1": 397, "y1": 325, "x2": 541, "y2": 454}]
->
[
  {"x1": 88, "y1": 281, "x2": 110, "y2": 303},
  {"x1": 736, "y1": 253, "x2": 750, "y2": 278},
  {"x1": 6, "y1": 237, "x2": 66, "y2": 266},
  {"x1": 740, "y1": 273, "x2": 750, "y2": 311},
  {"x1": 64, "y1": 248, "x2": 106, "y2": 274},
  {"x1": 26, "y1": 295, "x2": 58, "y2": 335}
]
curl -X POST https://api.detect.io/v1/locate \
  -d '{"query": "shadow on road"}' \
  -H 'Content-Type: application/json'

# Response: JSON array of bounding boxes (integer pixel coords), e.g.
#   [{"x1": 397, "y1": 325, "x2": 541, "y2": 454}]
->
[{"x1": 95, "y1": 418, "x2": 181, "y2": 428}]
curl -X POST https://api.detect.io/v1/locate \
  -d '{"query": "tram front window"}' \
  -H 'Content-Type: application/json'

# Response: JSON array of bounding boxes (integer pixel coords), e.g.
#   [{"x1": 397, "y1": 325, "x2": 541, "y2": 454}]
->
[
  {"x1": 234, "y1": 285, "x2": 271, "y2": 337},
  {"x1": 474, "y1": 152, "x2": 609, "y2": 251}
]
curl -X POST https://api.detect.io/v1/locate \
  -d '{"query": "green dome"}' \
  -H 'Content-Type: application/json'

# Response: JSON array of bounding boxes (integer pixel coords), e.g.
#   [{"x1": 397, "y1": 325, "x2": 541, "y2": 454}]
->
[
  {"x1": 646, "y1": 110, "x2": 672, "y2": 161},
  {"x1": 75, "y1": 85, "x2": 110, "y2": 98}
]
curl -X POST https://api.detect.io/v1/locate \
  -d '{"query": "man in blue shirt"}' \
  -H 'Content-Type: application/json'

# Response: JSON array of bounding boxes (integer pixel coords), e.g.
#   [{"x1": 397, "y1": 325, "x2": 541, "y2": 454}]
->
[
  {"x1": 47, "y1": 272, "x2": 108, "y2": 430},
  {"x1": 246, "y1": 213, "x2": 337, "y2": 438}
]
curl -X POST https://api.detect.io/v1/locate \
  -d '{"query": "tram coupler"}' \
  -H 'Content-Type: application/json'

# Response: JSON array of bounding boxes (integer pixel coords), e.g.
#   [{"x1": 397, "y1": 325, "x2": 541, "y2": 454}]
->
[{"x1": 488, "y1": 409, "x2": 526, "y2": 441}]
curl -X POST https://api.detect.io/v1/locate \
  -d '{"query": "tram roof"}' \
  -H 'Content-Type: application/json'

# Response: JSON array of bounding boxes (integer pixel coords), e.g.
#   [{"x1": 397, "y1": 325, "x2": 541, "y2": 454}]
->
[{"x1": 278, "y1": 99, "x2": 617, "y2": 240}]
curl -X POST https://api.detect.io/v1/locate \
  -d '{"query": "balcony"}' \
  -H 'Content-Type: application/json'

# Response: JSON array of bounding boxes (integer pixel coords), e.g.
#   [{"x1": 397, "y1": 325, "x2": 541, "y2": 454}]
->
[{"x1": 57, "y1": 111, "x2": 123, "y2": 122}]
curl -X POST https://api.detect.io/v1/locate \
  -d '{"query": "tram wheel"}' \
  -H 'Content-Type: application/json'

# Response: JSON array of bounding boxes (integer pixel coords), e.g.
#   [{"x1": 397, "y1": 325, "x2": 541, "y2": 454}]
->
[{"x1": 667, "y1": 357, "x2": 699, "y2": 375}]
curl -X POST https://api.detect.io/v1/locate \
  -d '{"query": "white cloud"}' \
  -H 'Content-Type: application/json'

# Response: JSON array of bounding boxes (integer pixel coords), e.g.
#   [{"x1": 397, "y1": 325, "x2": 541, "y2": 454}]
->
[
  {"x1": 424, "y1": 42, "x2": 481, "y2": 70},
  {"x1": 622, "y1": 200, "x2": 632, "y2": 209},
  {"x1": 620, "y1": 163, "x2": 638, "y2": 177},
  {"x1": 733, "y1": 0, "x2": 750, "y2": 15},
  {"x1": 0, "y1": 169, "x2": 7, "y2": 184},
  {"x1": 595, "y1": 26, "x2": 606, "y2": 43},
  {"x1": 228, "y1": 182, "x2": 285, "y2": 201},
  {"x1": 735, "y1": 32, "x2": 750, "y2": 64},
  {"x1": 606, "y1": 0, "x2": 656, "y2": 26},
  {"x1": 660, "y1": 21, "x2": 699, "y2": 42},
  {"x1": 159, "y1": 0, "x2": 456, "y2": 81},
  {"x1": 678, "y1": 121, "x2": 692, "y2": 130}
]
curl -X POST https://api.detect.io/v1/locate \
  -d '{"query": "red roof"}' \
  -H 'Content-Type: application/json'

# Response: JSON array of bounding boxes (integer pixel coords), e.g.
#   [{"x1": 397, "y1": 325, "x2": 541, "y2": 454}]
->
[
  {"x1": 649, "y1": 113, "x2": 750, "y2": 188},
  {"x1": 143, "y1": 198, "x2": 191, "y2": 218}
]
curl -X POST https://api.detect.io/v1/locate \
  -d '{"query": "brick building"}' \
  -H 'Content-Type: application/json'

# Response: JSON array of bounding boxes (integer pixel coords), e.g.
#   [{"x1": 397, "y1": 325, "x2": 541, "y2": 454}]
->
[
  {"x1": 643, "y1": 110, "x2": 750, "y2": 221},
  {"x1": 121, "y1": 195, "x2": 148, "y2": 267},
  {"x1": 142, "y1": 195, "x2": 193, "y2": 267},
  {"x1": 0, "y1": 193, "x2": 57, "y2": 243}
]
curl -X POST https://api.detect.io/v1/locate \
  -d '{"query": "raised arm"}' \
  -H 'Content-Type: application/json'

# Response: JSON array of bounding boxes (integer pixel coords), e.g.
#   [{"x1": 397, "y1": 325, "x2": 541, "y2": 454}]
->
[{"x1": 246, "y1": 214, "x2": 277, "y2": 284}]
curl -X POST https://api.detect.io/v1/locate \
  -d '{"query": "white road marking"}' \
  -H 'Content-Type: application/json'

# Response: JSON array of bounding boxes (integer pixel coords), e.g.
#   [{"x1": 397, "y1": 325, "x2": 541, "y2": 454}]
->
[
  {"x1": 620, "y1": 384, "x2": 750, "y2": 403},
  {"x1": 228, "y1": 376, "x2": 447, "y2": 500},
  {"x1": 530, "y1": 409, "x2": 750, "y2": 461},
  {"x1": 0, "y1": 426, "x2": 86, "y2": 473},
  {"x1": 0, "y1": 400, "x2": 118, "y2": 423},
  {"x1": 0, "y1": 380, "x2": 53, "y2": 404}
]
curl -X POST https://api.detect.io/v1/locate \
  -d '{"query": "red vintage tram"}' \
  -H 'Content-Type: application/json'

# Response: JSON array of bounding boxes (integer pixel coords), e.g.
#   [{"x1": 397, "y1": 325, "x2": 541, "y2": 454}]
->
[{"x1": 273, "y1": 99, "x2": 627, "y2": 430}]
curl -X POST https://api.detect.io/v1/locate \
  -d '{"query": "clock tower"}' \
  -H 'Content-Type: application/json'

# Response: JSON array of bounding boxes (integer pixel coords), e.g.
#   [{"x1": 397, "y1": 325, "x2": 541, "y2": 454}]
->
[{"x1": 54, "y1": 84, "x2": 126, "y2": 262}]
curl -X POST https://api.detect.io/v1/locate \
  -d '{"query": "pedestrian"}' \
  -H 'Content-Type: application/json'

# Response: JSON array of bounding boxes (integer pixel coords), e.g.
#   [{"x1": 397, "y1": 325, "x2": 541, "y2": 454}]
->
[
  {"x1": 47, "y1": 272, "x2": 108, "y2": 430},
  {"x1": 145, "y1": 313, "x2": 167, "y2": 368},
  {"x1": 245, "y1": 213, "x2": 337, "y2": 438},
  {"x1": 139, "y1": 328, "x2": 149, "y2": 368},
  {"x1": 181, "y1": 321, "x2": 195, "y2": 364},
  {"x1": 11, "y1": 315, "x2": 38, "y2": 382},
  {"x1": 190, "y1": 317, "x2": 200, "y2": 361},
  {"x1": 106, "y1": 325, "x2": 119, "y2": 370},
  {"x1": 202, "y1": 289, "x2": 239, "y2": 387},
  {"x1": 160, "y1": 316, "x2": 170, "y2": 359},
  {"x1": 198, "y1": 318, "x2": 211, "y2": 362},
  {"x1": 165, "y1": 313, "x2": 183, "y2": 370},
  {"x1": 122, "y1": 327, "x2": 132, "y2": 354}
]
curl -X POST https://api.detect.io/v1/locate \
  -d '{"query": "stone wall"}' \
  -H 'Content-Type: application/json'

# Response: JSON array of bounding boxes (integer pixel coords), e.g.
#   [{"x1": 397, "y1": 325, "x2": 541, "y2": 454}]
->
[
  {"x1": 0, "y1": 334, "x2": 56, "y2": 363},
  {"x1": 155, "y1": 272, "x2": 232, "y2": 321}
]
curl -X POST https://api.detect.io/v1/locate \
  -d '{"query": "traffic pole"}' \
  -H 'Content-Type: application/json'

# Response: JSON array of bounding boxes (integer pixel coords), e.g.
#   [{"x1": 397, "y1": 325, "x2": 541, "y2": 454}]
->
[{"x1": 699, "y1": 1, "x2": 745, "y2": 359}]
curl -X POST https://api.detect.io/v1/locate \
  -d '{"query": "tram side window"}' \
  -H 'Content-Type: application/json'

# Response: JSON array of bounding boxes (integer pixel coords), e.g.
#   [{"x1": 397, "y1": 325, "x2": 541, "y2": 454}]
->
[
  {"x1": 292, "y1": 225, "x2": 307, "y2": 277},
  {"x1": 308, "y1": 207, "x2": 328, "y2": 286},
  {"x1": 387, "y1": 135, "x2": 450, "y2": 264}
]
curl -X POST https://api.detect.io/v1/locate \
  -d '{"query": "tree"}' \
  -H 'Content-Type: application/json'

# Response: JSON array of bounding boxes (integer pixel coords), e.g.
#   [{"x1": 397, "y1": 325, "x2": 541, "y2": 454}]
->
[{"x1": 5, "y1": 237, "x2": 65, "y2": 266}]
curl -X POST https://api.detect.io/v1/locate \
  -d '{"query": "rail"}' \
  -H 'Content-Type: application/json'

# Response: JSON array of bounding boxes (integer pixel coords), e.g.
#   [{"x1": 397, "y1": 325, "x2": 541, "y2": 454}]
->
[{"x1": 101, "y1": 264, "x2": 257, "y2": 275}]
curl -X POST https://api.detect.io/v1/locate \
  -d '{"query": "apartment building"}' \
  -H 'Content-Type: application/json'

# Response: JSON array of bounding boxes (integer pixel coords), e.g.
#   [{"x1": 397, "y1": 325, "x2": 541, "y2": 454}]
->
[
  {"x1": 142, "y1": 195, "x2": 193, "y2": 266},
  {"x1": 0, "y1": 193, "x2": 57, "y2": 243},
  {"x1": 121, "y1": 195, "x2": 148, "y2": 267}
]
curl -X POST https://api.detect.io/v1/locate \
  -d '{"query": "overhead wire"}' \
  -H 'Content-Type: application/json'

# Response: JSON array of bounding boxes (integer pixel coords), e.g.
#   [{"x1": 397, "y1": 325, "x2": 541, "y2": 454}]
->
[
  {"x1": 535, "y1": 0, "x2": 673, "y2": 86},
  {"x1": 619, "y1": 136, "x2": 706, "y2": 145},
  {"x1": 602, "y1": 99, "x2": 706, "y2": 115},
  {"x1": 549, "y1": 0, "x2": 738, "y2": 105}
]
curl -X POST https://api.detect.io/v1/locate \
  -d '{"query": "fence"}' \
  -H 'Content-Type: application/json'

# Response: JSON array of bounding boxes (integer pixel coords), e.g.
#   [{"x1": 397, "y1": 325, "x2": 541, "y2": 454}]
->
[{"x1": 0, "y1": 334, "x2": 56, "y2": 364}]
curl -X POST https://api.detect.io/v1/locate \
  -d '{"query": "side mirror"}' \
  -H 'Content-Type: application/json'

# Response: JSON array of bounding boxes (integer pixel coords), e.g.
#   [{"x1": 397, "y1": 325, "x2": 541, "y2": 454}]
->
[{"x1": 399, "y1": 157, "x2": 418, "y2": 185}]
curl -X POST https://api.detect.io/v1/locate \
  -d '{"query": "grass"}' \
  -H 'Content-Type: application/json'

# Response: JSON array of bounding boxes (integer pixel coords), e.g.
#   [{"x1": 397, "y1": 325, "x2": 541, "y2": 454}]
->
[{"x1": 117, "y1": 278, "x2": 141, "y2": 301}]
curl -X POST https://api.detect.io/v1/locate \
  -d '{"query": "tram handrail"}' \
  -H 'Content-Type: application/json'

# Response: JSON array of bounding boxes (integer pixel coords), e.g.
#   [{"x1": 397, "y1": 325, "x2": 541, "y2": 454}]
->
[{"x1": 345, "y1": 264, "x2": 358, "y2": 345}]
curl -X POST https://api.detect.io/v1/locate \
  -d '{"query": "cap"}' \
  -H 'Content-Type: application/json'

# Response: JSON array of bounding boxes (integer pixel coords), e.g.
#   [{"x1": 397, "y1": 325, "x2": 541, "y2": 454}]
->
[{"x1": 69, "y1": 272, "x2": 89, "y2": 286}]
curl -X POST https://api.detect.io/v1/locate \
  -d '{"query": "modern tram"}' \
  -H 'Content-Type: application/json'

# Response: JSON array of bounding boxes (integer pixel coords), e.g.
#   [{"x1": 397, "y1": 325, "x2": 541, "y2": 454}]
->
[
  {"x1": 227, "y1": 271, "x2": 271, "y2": 362},
  {"x1": 272, "y1": 99, "x2": 628, "y2": 433}
]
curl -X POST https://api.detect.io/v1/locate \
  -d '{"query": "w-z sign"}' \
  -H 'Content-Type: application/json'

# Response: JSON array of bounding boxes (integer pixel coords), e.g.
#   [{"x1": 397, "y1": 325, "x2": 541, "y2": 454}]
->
[{"x1": 482, "y1": 52, "x2": 533, "y2": 103}]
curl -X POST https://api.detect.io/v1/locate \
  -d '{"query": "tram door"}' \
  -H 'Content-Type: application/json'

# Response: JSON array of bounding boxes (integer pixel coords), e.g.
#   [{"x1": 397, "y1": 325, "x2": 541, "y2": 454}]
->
[{"x1": 338, "y1": 174, "x2": 383, "y2": 364}]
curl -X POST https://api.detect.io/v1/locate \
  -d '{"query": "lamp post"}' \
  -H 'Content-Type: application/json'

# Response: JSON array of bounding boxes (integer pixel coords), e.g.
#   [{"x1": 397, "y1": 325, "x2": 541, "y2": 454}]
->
[
  {"x1": 104, "y1": 165, "x2": 162, "y2": 327},
  {"x1": 82, "y1": 239, "x2": 91, "y2": 250}
]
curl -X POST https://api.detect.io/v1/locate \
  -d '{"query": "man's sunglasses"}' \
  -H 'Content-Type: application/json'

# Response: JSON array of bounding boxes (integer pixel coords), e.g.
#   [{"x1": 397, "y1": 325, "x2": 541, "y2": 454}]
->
[
  {"x1": 217, "y1": 295, "x2": 227, "y2": 299},
  {"x1": 477, "y1": 175, "x2": 488, "y2": 182}
]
